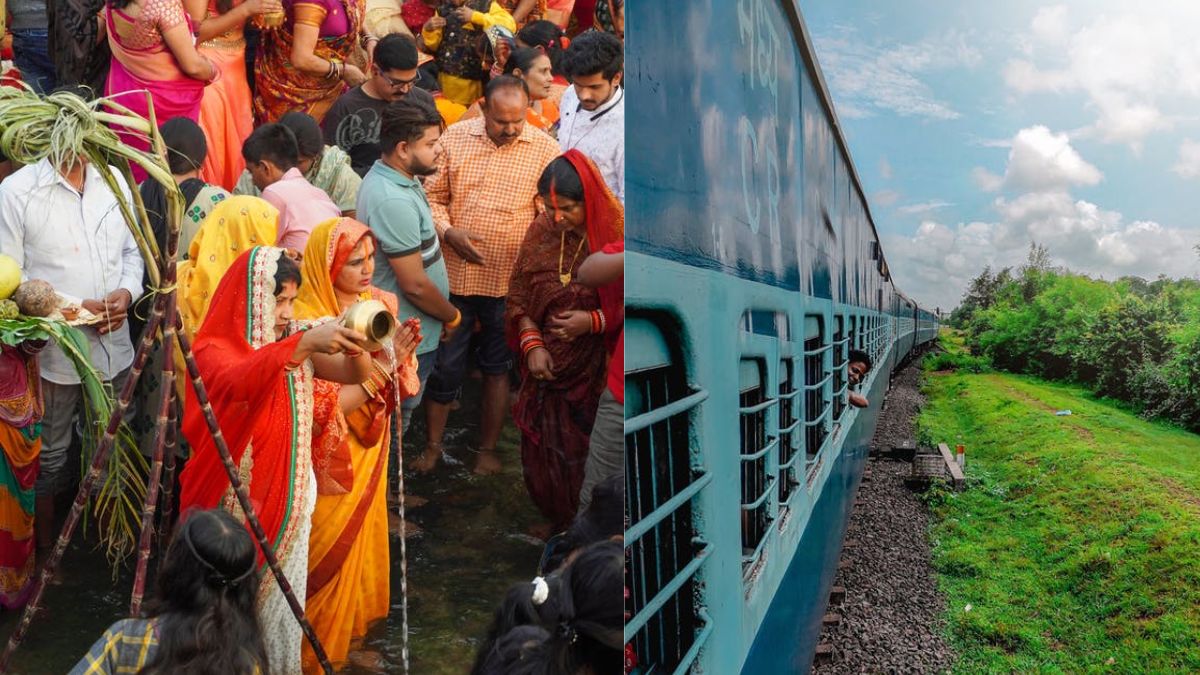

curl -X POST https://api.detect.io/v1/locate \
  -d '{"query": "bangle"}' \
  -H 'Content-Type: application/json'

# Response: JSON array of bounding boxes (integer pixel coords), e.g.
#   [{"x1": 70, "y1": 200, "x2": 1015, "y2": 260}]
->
[
  {"x1": 445, "y1": 310, "x2": 462, "y2": 330},
  {"x1": 345, "y1": 349, "x2": 364, "y2": 358},
  {"x1": 522, "y1": 338, "x2": 546, "y2": 357},
  {"x1": 371, "y1": 359, "x2": 393, "y2": 381},
  {"x1": 362, "y1": 377, "x2": 378, "y2": 399},
  {"x1": 285, "y1": 357, "x2": 304, "y2": 371}
]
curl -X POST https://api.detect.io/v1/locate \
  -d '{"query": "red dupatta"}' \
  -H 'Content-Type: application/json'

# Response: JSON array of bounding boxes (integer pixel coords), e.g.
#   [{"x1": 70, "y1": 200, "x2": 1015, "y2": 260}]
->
[
  {"x1": 562, "y1": 149, "x2": 623, "y2": 351},
  {"x1": 178, "y1": 246, "x2": 315, "y2": 567}
]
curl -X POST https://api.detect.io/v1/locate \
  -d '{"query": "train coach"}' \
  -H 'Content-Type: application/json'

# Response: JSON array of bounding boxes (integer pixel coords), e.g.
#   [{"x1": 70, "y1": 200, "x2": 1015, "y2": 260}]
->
[{"x1": 623, "y1": 1, "x2": 939, "y2": 673}]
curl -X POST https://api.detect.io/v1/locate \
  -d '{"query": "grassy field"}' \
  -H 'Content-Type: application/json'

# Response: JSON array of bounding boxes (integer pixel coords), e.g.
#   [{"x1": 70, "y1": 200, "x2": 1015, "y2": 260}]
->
[{"x1": 919, "y1": 331, "x2": 1200, "y2": 673}]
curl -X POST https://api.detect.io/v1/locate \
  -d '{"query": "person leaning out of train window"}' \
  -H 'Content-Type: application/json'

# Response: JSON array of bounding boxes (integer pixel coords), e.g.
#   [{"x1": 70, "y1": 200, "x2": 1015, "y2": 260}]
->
[{"x1": 847, "y1": 349, "x2": 873, "y2": 408}]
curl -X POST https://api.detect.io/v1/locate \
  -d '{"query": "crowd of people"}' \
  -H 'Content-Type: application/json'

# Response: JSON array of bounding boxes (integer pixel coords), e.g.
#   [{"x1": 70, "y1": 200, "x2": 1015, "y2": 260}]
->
[{"x1": 0, "y1": 0, "x2": 625, "y2": 672}]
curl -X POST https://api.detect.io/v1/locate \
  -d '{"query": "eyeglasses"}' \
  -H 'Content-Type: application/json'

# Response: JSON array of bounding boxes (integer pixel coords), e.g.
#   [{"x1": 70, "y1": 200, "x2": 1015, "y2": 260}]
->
[{"x1": 379, "y1": 71, "x2": 419, "y2": 90}]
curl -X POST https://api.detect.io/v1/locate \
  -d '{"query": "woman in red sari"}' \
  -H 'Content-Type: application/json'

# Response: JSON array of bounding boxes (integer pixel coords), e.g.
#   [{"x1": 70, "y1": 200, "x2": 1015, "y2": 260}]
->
[
  {"x1": 178, "y1": 246, "x2": 373, "y2": 674},
  {"x1": 506, "y1": 149, "x2": 622, "y2": 532}
]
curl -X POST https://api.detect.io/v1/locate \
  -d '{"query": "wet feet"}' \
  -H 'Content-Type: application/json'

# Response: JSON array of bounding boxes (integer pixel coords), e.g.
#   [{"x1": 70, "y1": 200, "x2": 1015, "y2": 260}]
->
[
  {"x1": 388, "y1": 512, "x2": 424, "y2": 539},
  {"x1": 411, "y1": 444, "x2": 443, "y2": 474},
  {"x1": 473, "y1": 449, "x2": 502, "y2": 476},
  {"x1": 347, "y1": 649, "x2": 387, "y2": 673},
  {"x1": 386, "y1": 492, "x2": 429, "y2": 509}
]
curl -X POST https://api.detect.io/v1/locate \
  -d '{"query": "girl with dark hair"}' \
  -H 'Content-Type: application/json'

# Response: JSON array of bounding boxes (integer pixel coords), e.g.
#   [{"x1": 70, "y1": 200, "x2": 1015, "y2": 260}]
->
[
  {"x1": 460, "y1": 46, "x2": 559, "y2": 135},
  {"x1": 516, "y1": 19, "x2": 569, "y2": 84},
  {"x1": 505, "y1": 151, "x2": 622, "y2": 533},
  {"x1": 471, "y1": 575, "x2": 564, "y2": 675},
  {"x1": 177, "y1": 246, "x2": 374, "y2": 673},
  {"x1": 70, "y1": 509, "x2": 268, "y2": 674},
  {"x1": 537, "y1": 540, "x2": 624, "y2": 674}
]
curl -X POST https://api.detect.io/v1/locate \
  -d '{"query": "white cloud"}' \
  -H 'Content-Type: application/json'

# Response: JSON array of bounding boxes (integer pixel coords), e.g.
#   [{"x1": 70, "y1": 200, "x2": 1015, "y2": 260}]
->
[
  {"x1": 886, "y1": 199, "x2": 1199, "y2": 310},
  {"x1": 815, "y1": 27, "x2": 981, "y2": 120},
  {"x1": 898, "y1": 200, "x2": 953, "y2": 215},
  {"x1": 972, "y1": 167, "x2": 1003, "y2": 192},
  {"x1": 1003, "y1": 7, "x2": 1200, "y2": 148},
  {"x1": 1172, "y1": 139, "x2": 1200, "y2": 178},
  {"x1": 1002, "y1": 125, "x2": 1102, "y2": 192},
  {"x1": 879, "y1": 156, "x2": 893, "y2": 180}
]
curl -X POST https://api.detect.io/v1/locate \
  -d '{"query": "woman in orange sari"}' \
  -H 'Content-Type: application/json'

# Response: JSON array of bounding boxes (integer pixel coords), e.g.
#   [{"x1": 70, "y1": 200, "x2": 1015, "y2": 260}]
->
[
  {"x1": 104, "y1": 0, "x2": 216, "y2": 181},
  {"x1": 506, "y1": 150, "x2": 622, "y2": 531},
  {"x1": 253, "y1": 0, "x2": 370, "y2": 125},
  {"x1": 295, "y1": 217, "x2": 421, "y2": 672},
  {"x1": 186, "y1": 0, "x2": 280, "y2": 189},
  {"x1": 178, "y1": 245, "x2": 374, "y2": 674},
  {"x1": 460, "y1": 47, "x2": 559, "y2": 136}
]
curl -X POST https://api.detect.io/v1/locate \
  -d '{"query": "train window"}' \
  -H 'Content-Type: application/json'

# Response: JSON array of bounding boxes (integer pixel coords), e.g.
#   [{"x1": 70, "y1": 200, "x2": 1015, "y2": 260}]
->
[
  {"x1": 832, "y1": 315, "x2": 848, "y2": 421},
  {"x1": 777, "y1": 358, "x2": 800, "y2": 506},
  {"x1": 625, "y1": 319, "x2": 712, "y2": 673},
  {"x1": 802, "y1": 316, "x2": 830, "y2": 473},
  {"x1": 739, "y1": 358, "x2": 774, "y2": 576}
]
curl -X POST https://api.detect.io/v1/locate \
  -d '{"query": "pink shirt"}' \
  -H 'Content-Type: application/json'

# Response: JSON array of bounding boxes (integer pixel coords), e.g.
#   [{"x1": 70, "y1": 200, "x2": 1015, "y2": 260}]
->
[{"x1": 262, "y1": 167, "x2": 341, "y2": 252}]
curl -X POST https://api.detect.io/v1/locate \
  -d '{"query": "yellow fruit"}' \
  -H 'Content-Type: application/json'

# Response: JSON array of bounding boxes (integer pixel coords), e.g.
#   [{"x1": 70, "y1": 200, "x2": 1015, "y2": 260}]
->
[{"x1": 0, "y1": 254, "x2": 19, "y2": 300}]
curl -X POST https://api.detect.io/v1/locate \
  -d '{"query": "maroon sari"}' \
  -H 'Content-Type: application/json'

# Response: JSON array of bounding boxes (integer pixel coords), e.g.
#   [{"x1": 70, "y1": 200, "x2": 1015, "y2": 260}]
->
[{"x1": 506, "y1": 150, "x2": 623, "y2": 530}]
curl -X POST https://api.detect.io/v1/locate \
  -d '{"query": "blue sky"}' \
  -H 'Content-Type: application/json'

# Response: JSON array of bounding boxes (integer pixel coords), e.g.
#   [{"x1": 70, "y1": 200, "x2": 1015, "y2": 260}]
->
[{"x1": 799, "y1": 0, "x2": 1200, "y2": 311}]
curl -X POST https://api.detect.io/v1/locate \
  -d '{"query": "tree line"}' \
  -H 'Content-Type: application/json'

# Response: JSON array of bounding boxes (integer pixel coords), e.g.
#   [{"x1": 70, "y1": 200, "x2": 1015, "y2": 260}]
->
[{"x1": 949, "y1": 243, "x2": 1200, "y2": 431}]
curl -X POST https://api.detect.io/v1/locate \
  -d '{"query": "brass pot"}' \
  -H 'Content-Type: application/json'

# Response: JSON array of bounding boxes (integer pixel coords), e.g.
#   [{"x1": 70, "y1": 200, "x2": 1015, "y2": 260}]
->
[
  {"x1": 342, "y1": 300, "x2": 396, "y2": 352},
  {"x1": 259, "y1": 10, "x2": 285, "y2": 28}
]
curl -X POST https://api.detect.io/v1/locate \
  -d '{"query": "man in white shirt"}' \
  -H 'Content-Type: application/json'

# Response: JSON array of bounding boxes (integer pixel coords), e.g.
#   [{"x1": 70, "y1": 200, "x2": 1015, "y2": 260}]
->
[
  {"x1": 558, "y1": 30, "x2": 625, "y2": 203},
  {"x1": 0, "y1": 155, "x2": 144, "y2": 551}
]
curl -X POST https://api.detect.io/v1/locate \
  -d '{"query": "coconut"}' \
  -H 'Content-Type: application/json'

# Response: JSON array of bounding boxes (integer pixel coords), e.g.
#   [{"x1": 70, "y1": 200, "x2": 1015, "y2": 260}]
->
[
  {"x1": 12, "y1": 279, "x2": 57, "y2": 317},
  {"x1": 0, "y1": 254, "x2": 19, "y2": 300}
]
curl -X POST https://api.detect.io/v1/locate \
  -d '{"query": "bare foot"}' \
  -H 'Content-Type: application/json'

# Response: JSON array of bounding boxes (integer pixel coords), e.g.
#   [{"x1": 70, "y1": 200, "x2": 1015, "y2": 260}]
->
[
  {"x1": 473, "y1": 449, "x2": 502, "y2": 476},
  {"x1": 449, "y1": 399, "x2": 462, "y2": 411},
  {"x1": 347, "y1": 649, "x2": 387, "y2": 673},
  {"x1": 405, "y1": 494, "x2": 429, "y2": 508},
  {"x1": 388, "y1": 512, "x2": 423, "y2": 539},
  {"x1": 411, "y1": 444, "x2": 443, "y2": 473}
]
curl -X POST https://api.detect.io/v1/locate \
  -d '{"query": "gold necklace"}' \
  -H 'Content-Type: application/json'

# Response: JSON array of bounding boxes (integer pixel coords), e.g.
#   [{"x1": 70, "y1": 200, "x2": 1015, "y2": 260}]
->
[{"x1": 558, "y1": 230, "x2": 587, "y2": 287}]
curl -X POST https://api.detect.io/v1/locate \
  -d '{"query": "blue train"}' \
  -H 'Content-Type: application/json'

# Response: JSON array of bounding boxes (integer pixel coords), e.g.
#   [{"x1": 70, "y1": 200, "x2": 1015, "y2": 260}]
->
[{"x1": 623, "y1": 1, "x2": 940, "y2": 672}]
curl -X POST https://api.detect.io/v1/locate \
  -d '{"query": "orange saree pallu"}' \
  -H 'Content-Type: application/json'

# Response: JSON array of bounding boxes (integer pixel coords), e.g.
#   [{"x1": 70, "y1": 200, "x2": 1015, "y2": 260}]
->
[
  {"x1": 198, "y1": 0, "x2": 255, "y2": 190},
  {"x1": 177, "y1": 246, "x2": 316, "y2": 674},
  {"x1": 296, "y1": 218, "x2": 419, "y2": 672},
  {"x1": 253, "y1": 0, "x2": 366, "y2": 125}
]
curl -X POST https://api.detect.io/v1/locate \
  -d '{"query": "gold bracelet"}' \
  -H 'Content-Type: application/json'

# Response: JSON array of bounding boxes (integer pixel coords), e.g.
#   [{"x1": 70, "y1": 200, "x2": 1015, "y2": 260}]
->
[{"x1": 445, "y1": 309, "x2": 462, "y2": 330}]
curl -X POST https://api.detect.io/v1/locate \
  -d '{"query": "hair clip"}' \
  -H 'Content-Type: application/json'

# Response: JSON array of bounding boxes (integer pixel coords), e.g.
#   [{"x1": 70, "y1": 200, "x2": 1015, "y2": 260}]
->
[{"x1": 531, "y1": 576, "x2": 549, "y2": 605}]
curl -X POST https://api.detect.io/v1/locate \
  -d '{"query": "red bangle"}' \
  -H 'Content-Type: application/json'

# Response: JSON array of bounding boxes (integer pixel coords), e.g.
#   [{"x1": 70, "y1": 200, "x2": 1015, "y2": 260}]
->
[{"x1": 285, "y1": 357, "x2": 304, "y2": 371}]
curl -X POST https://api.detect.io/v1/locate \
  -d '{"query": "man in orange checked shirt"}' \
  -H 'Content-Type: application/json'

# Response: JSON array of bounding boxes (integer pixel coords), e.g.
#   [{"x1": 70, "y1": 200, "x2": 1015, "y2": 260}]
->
[{"x1": 418, "y1": 74, "x2": 559, "y2": 475}]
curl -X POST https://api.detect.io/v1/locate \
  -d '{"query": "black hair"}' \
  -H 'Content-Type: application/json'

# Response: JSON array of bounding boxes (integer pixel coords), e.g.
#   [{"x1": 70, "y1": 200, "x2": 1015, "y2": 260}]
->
[
  {"x1": 477, "y1": 625, "x2": 551, "y2": 675},
  {"x1": 516, "y1": 20, "x2": 567, "y2": 76},
  {"x1": 537, "y1": 156, "x2": 585, "y2": 204},
  {"x1": 379, "y1": 98, "x2": 444, "y2": 157},
  {"x1": 374, "y1": 32, "x2": 420, "y2": 72},
  {"x1": 470, "y1": 576, "x2": 563, "y2": 675},
  {"x1": 848, "y1": 349, "x2": 873, "y2": 371},
  {"x1": 503, "y1": 47, "x2": 549, "y2": 78},
  {"x1": 241, "y1": 123, "x2": 299, "y2": 171},
  {"x1": 138, "y1": 509, "x2": 268, "y2": 675},
  {"x1": 159, "y1": 117, "x2": 208, "y2": 176},
  {"x1": 277, "y1": 111, "x2": 325, "y2": 160},
  {"x1": 49, "y1": 82, "x2": 98, "y2": 101},
  {"x1": 483, "y1": 74, "x2": 530, "y2": 105},
  {"x1": 562, "y1": 30, "x2": 623, "y2": 80},
  {"x1": 539, "y1": 541, "x2": 623, "y2": 674},
  {"x1": 274, "y1": 253, "x2": 302, "y2": 294}
]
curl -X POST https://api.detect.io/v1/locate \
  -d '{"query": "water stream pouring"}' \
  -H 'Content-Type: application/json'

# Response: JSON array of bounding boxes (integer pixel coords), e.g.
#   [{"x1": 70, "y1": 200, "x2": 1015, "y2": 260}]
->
[{"x1": 381, "y1": 338, "x2": 411, "y2": 674}]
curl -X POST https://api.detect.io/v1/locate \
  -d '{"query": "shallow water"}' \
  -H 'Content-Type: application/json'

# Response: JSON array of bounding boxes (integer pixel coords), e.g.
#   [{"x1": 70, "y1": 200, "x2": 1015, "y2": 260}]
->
[{"x1": 0, "y1": 378, "x2": 543, "y2": 674}]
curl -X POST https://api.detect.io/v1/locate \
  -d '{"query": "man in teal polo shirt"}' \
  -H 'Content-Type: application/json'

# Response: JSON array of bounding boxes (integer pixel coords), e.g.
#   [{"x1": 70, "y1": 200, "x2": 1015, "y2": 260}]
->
[{"x1": 357, "y1": 97, "x2": 463, "y2": 435}]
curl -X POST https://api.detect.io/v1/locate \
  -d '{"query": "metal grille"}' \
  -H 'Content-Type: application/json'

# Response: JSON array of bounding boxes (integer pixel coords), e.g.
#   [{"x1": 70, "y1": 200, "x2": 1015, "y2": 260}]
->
[
  {"x1": 803, "y1": 317, "x2": 830, "y2": 469},
  {"x1": 739, "y1": 359, "x2": 775, "y2": 573},
  {"x1": 777, "y1": 359, "x2": 800, "y2": 505},
  {"x1": 625, "y1": 362, "x2": 713, "y2": 674},
  {"x1": 832, "y1": 316, "x2": 847, "y2": 420}
]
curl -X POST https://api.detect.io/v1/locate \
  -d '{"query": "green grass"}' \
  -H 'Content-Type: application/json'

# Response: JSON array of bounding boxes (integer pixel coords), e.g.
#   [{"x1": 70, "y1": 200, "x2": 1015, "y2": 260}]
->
[{"x1": 920, "y1": 332, "x2": 1200, "y2": 673}]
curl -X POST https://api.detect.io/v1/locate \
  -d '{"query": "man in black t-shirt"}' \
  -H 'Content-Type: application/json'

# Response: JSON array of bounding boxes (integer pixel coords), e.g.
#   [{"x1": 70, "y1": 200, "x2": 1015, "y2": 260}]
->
[{"x1": 322, "y1": 33, "x2": 436, "y2": 177}]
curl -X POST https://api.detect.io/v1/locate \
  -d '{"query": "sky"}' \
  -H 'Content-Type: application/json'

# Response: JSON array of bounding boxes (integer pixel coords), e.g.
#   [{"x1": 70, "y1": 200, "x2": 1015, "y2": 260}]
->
[{"x1": 799, "y1": 0, "x2": 1200, "y2": 312}]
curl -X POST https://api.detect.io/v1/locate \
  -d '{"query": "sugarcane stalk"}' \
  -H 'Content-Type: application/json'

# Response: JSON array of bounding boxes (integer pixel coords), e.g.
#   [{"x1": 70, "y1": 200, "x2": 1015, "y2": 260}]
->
[
  {"x1": 174, "y1": 329, "x2": 335, "y2": 675},
  {"x1": 128, "y1": 296, "x2": 176, "y2": 616},
  {"x1": 0, "y1": 307, "x2": 164, "y2": 672},
  {"x1": 157, "y1": 385, "x2": 180, "y2": 546}
]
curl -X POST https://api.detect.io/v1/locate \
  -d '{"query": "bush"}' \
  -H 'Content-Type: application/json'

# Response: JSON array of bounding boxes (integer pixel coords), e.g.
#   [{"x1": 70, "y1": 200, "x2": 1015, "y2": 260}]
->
[{"x1": 926, "y1": 351, "x2": 991, "y2": 373}]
